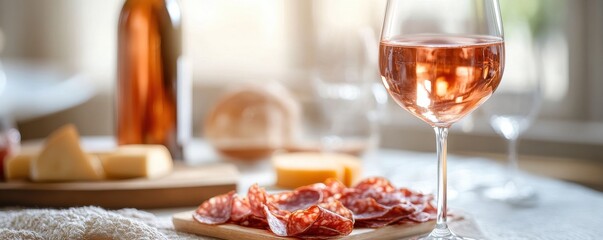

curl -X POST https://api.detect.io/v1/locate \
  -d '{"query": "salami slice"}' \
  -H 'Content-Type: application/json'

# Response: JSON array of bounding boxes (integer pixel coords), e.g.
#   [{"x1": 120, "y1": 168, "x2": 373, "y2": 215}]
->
[
  {"x1": 398, "y1": 188, "x2": 431, "y2": 204},
  {"x1": 192, "y1": 177, "x2": 436, "y2": 238},
  {"x1": 348, "y1": 198, "x2": 390, "y2": 220},
  {"x1": 228, "y1": 196, "x2": 271, "y2": 228},
  {"x1": 352, "y1": 177, "x2": 403, "y2": 207},
  {"x1": 248, "y1": 184, "x2": 268, "y2": 218},
  {"x1": 238, "y1": 215, "x2": 268, "y2": 229},
  {"x1": 354, "y1": 177, "x2": 396, "y2": 193},
  {"x1": 339, "y1": 189, "x2": 399, "y2": 213},
  {"x1": 264, "y1": 204, "x2": 289, "y2": 236},
  {"x1": 408, "y1": 211, "x2": 432, "y2": 222},
  {"x1": 230, "y1": 196, "x2": 251, "y2": 222},
  {"x1": 318, "y1": 199, "x2": 354, "y2": 221},
  {"x1": 322, "y1": 178, "x2": 347, "y2": 199},
  {"x1": 287, "y1": 205, "x2": 321, "y2": 236},
  {"x1": 193, "y1": 191, "x2": 235, "y2": 224},
  {"x1": 271, "y1": 187, "x2": 322, "y2": 212},
  {"x1": 341, "y1": 182, "x2": 434, "y2": 228},
  {"x1": 354, "y1": 218, "x2": 395, "y2": 228},
  {"x1": 356, "y1": 203, "x2": 416, "y2": 228},
  {"x1": 289, "y1": 205, "x2": 354, "y2": 238}
]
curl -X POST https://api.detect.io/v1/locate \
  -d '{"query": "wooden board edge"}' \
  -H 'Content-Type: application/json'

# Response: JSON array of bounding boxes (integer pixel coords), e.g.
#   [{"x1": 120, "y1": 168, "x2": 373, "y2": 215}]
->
[
  {"x1": 0, "y1": 163, "x2": 239, "y2": 191},
  {"x1": 346, "y1": 221, "x2": 434, "y2": 240},
  {"x1": 173, "y1": 211, "x2": 290, "y2": 240},
  {"x1": 0, "y1": 179, "x2": 238, "y2": 191},
  {"x1": 0, "y1": 183, "x2": 237, "y2": 209}
]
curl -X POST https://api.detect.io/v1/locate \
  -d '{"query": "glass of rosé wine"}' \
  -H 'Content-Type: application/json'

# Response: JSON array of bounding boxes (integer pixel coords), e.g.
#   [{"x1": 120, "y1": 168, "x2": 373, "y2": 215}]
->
[{"x1": 379, "y1": 0, "x2": 504, "y2": 239}]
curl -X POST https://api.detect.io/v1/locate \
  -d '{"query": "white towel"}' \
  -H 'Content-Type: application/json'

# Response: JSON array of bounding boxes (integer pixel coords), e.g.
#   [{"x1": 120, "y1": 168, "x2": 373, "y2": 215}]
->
[
  {"x1": 0, "y1": 206, "x2": 205, "y2": 240},
  {"x1": 0, "y1": 207, "x2": 483, "y2": 240}
]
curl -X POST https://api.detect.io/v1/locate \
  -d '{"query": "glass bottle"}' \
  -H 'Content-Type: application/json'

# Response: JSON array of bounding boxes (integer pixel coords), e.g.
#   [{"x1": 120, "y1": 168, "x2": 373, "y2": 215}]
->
[{"x1": 117, "y1": 0, "x2": 185, "y2": 160}]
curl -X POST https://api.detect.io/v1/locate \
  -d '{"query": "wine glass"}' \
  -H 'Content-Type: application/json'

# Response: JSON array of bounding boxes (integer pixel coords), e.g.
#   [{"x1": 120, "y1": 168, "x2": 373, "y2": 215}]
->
[
  {"x1": 312, "y1": 27, "x2": 382, "y2": 157},
  {"x1": 379, "y1": 0, "x2": 504, "y2": 239},
  {"x1": 480, "y1": 22, "x2": 540, "y2": 205}
]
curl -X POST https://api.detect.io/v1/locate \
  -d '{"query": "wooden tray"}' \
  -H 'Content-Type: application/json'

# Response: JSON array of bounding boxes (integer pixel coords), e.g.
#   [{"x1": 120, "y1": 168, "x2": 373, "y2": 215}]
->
[
  {"x1": 173, "y1": 211, "x2": 435, "y2": 240},
  {"x1": 0, "y1": 163, "x2": 238, "y2": 209}
]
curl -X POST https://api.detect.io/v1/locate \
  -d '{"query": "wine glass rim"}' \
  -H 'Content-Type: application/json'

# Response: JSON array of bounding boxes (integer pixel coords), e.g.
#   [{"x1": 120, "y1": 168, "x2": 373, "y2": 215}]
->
[{"x1": 381, "y1": 34, "x2": 504, "y2": 47}]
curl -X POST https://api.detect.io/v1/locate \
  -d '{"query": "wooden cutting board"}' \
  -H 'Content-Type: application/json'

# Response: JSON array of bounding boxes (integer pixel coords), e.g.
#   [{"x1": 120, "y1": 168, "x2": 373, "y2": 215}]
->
[
  {"x1": 0, "y1": 163, "x2": 238, "y2": 209},
  {"x1": 172, "y1": 211, "x2": 435, "y2": 240}
]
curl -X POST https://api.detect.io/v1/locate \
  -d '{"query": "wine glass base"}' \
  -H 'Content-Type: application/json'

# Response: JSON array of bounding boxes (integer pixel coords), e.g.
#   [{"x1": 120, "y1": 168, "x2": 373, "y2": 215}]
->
[
  {"x1": 483, "y1": 181, "x2": 538, "y2": 206},
  {"x1": 416, "y1": 227, "x2": 475, "y2": 240},
  {"x1": 418, "y1": 236, "x2": 475, "y2": 240}
]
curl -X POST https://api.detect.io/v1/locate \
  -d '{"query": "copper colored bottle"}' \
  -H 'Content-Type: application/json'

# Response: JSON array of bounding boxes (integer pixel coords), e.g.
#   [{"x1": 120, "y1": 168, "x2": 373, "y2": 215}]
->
[{"x1": 117, "y1": 0, "x2": 184, "y2": 159}]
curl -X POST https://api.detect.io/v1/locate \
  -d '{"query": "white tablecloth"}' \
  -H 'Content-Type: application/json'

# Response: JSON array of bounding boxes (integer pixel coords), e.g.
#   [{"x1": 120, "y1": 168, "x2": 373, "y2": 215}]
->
[
  {"x1": 9, "y1": 138, "x2": 603, "y2": 239},
  {"x1": 368, "y1": 149, "x2": 603, "y2": 240},
  {"x1": 207, "y1": 148, "x2": 603, "y2": 240}
]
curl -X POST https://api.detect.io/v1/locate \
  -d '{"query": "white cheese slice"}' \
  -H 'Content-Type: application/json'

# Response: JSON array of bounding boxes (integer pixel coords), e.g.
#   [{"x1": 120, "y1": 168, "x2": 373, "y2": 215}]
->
[
  {"x1": 31, "y1": 124, "x2": 105, "y2": 181},
  {"x1": 99, "y1": 144, "x2": 173, "y2": 179},
  {"x1": 4, "y1": 153, "x2": 35, "y2": 180}
]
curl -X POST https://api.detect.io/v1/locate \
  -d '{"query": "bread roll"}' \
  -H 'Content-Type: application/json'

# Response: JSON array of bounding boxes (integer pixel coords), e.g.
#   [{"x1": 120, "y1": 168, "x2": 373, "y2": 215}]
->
[{"x1": 204, "y1": 84, "x2": 300, "y2": 160}]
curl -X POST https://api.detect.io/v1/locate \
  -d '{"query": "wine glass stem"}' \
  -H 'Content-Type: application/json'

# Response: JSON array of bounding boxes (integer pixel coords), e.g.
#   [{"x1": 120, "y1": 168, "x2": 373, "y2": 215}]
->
[
  {"x1": 433, "y1": 127, "x2": 449, "y2": 231},
  {"x1": 507, "y1": 137, "x2": 519, "y2": 182}
]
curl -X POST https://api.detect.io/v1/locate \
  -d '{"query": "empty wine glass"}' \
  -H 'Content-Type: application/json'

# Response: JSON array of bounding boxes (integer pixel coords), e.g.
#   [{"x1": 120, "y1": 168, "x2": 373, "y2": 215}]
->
[
  {"x1": 480, "y1": 22, "x2": 541, "y2": 205},
  {"x1": 380, "y1": 0, "x2": 504, "y2": 239},
  {"x1": 312, "y1": 18, "x2": 382, "y2": 156}
]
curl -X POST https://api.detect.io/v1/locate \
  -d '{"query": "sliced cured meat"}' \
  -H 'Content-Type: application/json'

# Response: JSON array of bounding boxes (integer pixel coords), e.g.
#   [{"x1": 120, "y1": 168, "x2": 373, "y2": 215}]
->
[
  {"x1": 193, "y1": 191, "x2": 235, "y2": 224},
  {"x1": 287, "y1": 206, "x2": 321, "y2": 236},
  {"x1": 352, "y1": 177, "x2": 404, "y2": 207},
  {"x1": 318, "y1": 199, "x2": 354, "y2": 221},
  {"x1": 230, "y1": 196, "x2": 251, "y2": 222},
  {"x1": 340, "y1": 181, "x2": 434, "y2": 228},
  {"x1": 271, "y1": 186, "x2": 322, "y2": 212},
  {"x1": 323, "y1": 179, "x2": 347, "y2": 199},
  {"x1": 192, "y1": 177, "x2": 436, "y2": 239},
  {"x1": 248, "y1": 184, "x2": 268, "y2": 218},
  {"x1": 289, "y1": 205, "x2": 354, "y2": 238},
  {"x1": 348, "y1": 198, "x2": 390, "y2": 220},
  {"x1": 408, "y1": 211, "x2": 432, "y2": 222},
  {"x1": 231, "y1": 196, "x2": 270, "y2": 228},
  {"x1": 353, "y1": 177, "x2": 396, "y2": 193},
  {"x1": 264, "y1": 205, "x2": 289, "y2": 236},
  {"x1": 355, "y1": 203, "x2": 416, "y2": 228},
  {"x1": 237, "y1": 215, "x2": 268, "y2": 229}
]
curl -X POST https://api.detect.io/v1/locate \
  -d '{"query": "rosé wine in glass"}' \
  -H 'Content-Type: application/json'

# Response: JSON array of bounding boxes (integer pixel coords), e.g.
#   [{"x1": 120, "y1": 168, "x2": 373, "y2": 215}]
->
[{"x1": 379, "y1": 0, "x2": 504, "y2": 239}]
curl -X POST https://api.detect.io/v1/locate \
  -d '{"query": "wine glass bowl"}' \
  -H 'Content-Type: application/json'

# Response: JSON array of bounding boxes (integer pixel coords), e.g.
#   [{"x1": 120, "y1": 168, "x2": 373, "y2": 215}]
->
[
  {"x1": 312, "y1": 24, "x2": 382, "y2": 156},
  {"x1": 380, "y1": 35, "x2": 504, "y2": 127},
  {"x1": 379, "y1": 0, "x2": 504, "y2": 239}
]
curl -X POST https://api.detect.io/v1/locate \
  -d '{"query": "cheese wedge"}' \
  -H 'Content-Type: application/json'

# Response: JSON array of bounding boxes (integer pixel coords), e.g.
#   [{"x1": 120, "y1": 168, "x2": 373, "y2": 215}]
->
[
  {"x1": 4, "y1": 153, "x2": 35, "y2": 180},
  {"x1": 332, "y1": 154, "x2": 362, "y2": 186},
  {"x1": 31, "y1": 124, "x2": 105, "y2": 181},
  {"x1": 273, "y1": 152, "x2": 362, "y2": 189},
  {"x1": 100, "y1": 144, "x2": 173, "y2": 179}
]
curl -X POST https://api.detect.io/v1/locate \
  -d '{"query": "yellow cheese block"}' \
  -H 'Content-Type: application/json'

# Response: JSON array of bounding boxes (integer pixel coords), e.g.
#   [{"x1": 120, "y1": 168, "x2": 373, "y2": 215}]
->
[
  {"x1": 273, "y1": 152, "x2": 362, "y2": 189},
  {"x1": 100, "y1": 144, "x2": 173, "y2": 179},
  {"x1": 4, "y1": 153, "x2": 35, "y2": 180},
  {"x1": 332, "y1": 154, "x2": 363, "y2": 186},
  {"x1": 31, "y1": 124, "x2": 105, "y2": 181}
]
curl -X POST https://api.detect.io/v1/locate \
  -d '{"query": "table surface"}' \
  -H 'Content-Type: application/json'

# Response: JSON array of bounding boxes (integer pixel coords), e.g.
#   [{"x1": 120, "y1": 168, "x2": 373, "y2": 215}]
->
[
  {"x1": 149, "y1": 139, "x2": 603, "y2": 240},
  {"x1": 368, "y1": 150, "x2": 603, "y2": 240},
  {"x1": 22, "y1": 137, "x2": 603, "y2": 239}
]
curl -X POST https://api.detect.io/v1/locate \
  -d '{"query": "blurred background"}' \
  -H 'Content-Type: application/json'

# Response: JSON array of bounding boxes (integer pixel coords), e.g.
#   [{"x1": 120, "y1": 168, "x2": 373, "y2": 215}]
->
[{"x1": 0, "y1": 0, "x2": 602, "y2": 190}]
